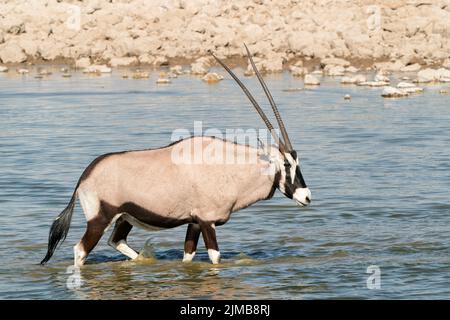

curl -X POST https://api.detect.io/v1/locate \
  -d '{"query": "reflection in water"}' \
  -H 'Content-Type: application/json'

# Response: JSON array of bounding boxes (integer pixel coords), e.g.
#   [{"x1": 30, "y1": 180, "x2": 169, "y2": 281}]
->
[{"x1": 1, "y1": 66, "x2": 450, "y2": 298}]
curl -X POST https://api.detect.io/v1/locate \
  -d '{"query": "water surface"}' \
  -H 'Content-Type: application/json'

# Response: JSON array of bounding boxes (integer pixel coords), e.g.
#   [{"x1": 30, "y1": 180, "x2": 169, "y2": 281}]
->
[{"x1": 1, "y1": 66, "x2": 450, "y2": 299}]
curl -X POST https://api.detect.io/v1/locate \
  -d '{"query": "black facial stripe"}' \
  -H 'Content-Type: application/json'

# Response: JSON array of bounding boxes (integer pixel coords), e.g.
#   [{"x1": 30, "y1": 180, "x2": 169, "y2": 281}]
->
[
  {"x1": 296, "y1": 166, "x2": 307, "y2": 188},
  {"x1": 283, "y1": 160, "x2": 295, "y2": 198}
]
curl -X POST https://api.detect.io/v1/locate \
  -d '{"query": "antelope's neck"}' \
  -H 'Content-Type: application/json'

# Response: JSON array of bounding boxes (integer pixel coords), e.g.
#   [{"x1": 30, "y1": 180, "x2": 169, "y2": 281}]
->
[{"x1": 231, "y1": 157, "x2": 280, "y2": 213}]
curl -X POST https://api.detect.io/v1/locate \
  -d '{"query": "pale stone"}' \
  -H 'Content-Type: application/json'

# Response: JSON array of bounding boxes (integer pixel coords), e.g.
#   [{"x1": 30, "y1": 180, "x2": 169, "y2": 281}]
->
[
  {"x1": 132, "y1": 71, "x2": 149, "y2": 79},
  {"x1": 16, "y1": 68, "x2": 29, "y2": 74},
  {"x1": 397, "y1": 82, "x2": 416, "y2": 88},
  {"x1": 83, "y1": 65, "x2": 112, "y2": 73},
  {"x1": 381, "y1": 87, "x2": 409, "y2": 98},
  {"x1": 156, "y1": 78, "x2": 171, "y2": 84},
  {"x1": 346, "y1": 66, "x2": 359, "y2": 73},
  {"x1": 75, "y1": 58, "x2": 91, "y2": 69},
  {"x1": 0, "y1": 65, "x2": 8, "y2": 72},
  {"x1": 304, "y1": 74, "x2": 320, "y2": 85},
  {"x1": 170, "y1": 65, "x2": 183, "y2": 75},
  {"x1": 358, "y1": 81, "x2": 389, "y2": 87},
  {"x1": 202, "y1": 72, "x2": 223, "y2": 83},
  {"x1": 443, "y1": 59, "x2": 450, "y2": 69},
  {"x1": 109, "y1": 57, "x2": 138, "y2": 67},
  {"x1": 437, "y1": 68, "x2": 450, "y2": 82},
  {"x1": 0, "y1": 43, "x2": 27, "y2": 63},
  {"x1": 191, "y1": 62, "x2": 208, "y2": 75},
  {"x1": 375, "y1": 73, "x2": 390, "y2": 82},
  {"x1": 138, "y1": 54, "x2": 155, "y2": 65},
  {"x1": 341, "y1": 76, "x2": 356, "y2": 84},
  {"x1": 344, "y1": 94, "x2": 351, "y2": 100},
  {"x1": 416, "y1": 68, "x2": 438, "y2": 83},
  {"x1": 325, "y1": 65, "x2": 345, "y2": 76},
  {"x1": 341, "y1": 74, "x2": 366, "y2": 84},
  {"x1": 153, "y1": 56, "x2": 168, "y2": 67},
  {"x1": 289, "y1": 66, "x2": 307, "y2": 77},
  {"x1": 400, "y1": 63, "x2": 421, "y2": 72}
]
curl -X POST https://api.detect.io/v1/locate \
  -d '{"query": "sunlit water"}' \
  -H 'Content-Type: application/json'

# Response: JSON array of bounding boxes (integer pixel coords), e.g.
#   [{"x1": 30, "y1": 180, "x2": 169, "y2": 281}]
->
[{"x1": 1, "y1": 66, "x2": 450, "y2": 299}]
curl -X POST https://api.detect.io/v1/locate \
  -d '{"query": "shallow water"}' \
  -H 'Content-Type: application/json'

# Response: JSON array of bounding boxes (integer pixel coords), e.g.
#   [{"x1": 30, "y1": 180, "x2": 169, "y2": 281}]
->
[{"x1": 1, "y1": 66, "x2": 450, "y2": 299}]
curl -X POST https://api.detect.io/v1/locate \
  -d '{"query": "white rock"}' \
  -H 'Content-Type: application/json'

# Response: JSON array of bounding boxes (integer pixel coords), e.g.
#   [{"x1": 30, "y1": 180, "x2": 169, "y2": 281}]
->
[
  {"x1": 191, "y1": 62, "x2": 208, "y2": 75},
  {"x1": 138, "y1": 54, "x2": 155, "y2": 65},
  {"x1": 109, "y1": 57, "x2": 138, "y2": 67},
  {"x1": 375, "y1": 73, "x2": 390, "y2": 82},
  {"x1": 83, "y1": 65, "x2": 112, "y2": 73},
  {"x1": 304, "y1": 74, "x2": 320, "y2": 85},
  {"x1": 202, "y1": 72, "x2": 223, "y2": 83},
  {"x1": 325, "y1": 65, "x2": 345, "y2": 76},
  {"x1": 402, "y1": 86, "x2": 423, "y2": 94},
  {"x1": 344, "y1": 94, "x2": 351, "y2": 100},
  {"x1": 153, "y1": 56, "x2": 168, "y2": 67},
  {"x1": 358, "y1": 81, "x2": 389, "y2": 87},
  {"x1": 0, "y1": 43, "x2": 27, "y2": 63},
  {"x1": 170, "y1": 65, "x2": 183, "y2": 75},
  {"x1": 16, "y1": 68, "x2": 29, "y2": 74},
  {"x1": 345, "y1": 66, "x2": 359, "y2": 73},
  {"x1": 381, "y1": 87, "x2": 409, "y2": 98},
  {"x1": 400, "y1": 63, "x2": 421, "y2": 72},
  {"x1": 397, "y1": 82, "x2": 415, "y2": 88},
  {"x1": 341, "y1": 76, "x2": 356, "y2": 84},
  {"x1": 156, "y1": 78, "x2": 171, "y2": 84},
  {"x1": 341, "y1": 74, "x2": 366, "y2": 84},
  {"x1": 443, "y1": 59, "x2": 450, "y2": 70},
  {"x1": 437, "y1": 68, "x2": 450, "y2": 82},
  {"x1": 75, "y1": 58, "x2": 91, "y2": 69},
  {"x1": 0, "y1": 65, "x2": 8, "y2": 72},
  {"x1": 416, "y1": 68, "x2": 438, "y2": 83},
  {"x1": 289, "y1": 66, "x2": 307, "y2": 77},
  {"x1": 132, "y1": 71, "x2": 149, "y2": 79}
]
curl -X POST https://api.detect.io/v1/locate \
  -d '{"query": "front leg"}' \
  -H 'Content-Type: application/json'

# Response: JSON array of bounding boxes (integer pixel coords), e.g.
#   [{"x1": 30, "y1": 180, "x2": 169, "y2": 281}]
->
[
  {"x1": 199, "y1": 220, "x2": 220, "y2": 264},
  {"x1": 183, "y1": 223, "x2": 200, "y2": 262}
]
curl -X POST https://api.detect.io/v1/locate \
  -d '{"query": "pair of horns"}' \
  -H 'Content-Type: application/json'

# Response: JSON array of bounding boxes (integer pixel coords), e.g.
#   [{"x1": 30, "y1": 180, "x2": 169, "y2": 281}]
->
[{"x1": 210, "y1": 44, "x2": 293, "y2": 153}]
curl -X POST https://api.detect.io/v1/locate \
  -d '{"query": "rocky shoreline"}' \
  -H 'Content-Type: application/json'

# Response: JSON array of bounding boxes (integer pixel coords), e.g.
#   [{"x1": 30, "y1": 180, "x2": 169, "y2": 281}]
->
[{"x1": 1, "y1": 0, "x2": 450, "y2": 81}]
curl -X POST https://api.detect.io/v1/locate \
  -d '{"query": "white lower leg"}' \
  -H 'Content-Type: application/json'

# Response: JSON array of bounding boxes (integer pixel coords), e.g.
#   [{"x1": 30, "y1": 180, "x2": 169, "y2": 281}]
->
[
  {"x1": 110, "y1": 240, "x2": 138, "y2": 260},
  {"x1": 182, "y1": 251, "x2": 196, "y2": 262},
  {"x1": 208, "y1": 249, "x2": 221, "y2": 264},
  {"x1": 73, "y1": 243, "x2": 87, "y2": 267}
]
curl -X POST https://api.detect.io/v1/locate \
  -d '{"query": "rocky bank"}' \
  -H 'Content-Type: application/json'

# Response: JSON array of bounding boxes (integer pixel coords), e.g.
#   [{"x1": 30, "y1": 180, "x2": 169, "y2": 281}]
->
[{"x1": 1, "y1": 0, "x2": 450, "y2": 75}]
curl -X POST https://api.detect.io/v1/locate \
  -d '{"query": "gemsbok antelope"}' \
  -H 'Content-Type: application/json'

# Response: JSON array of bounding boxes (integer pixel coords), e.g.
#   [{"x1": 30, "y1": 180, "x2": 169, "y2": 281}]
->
[{"x1": 41, "y1": 45, "x2": 311, "y2": 267}]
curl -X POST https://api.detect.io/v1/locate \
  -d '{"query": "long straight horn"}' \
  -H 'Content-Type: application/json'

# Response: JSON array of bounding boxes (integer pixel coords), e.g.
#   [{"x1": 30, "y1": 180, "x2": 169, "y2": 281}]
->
[
  {"x1": 244, "y1": 44, "x2": 293, "y2": 152},
  {"x1": 210, "y1": 51, "x2": 286, "y2": 152}
]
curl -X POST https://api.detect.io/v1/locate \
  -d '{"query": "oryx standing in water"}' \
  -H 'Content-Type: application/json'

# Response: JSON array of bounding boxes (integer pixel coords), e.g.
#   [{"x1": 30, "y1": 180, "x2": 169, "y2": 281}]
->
[{"x1": 41, "y1": 45, "x2": 311, "y2": 267}]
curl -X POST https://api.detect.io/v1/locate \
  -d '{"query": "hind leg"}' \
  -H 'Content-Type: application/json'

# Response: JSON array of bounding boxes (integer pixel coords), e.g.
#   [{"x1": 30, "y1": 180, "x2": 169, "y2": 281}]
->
[
  {"x1": 74, "y1": 217, "x2": 109, "y2": 267},
  {"x1": 183, "y1": 223, "x2": 201, "y2": 262},
  {"x1": 108, "y1": 216, "x2": 138, "y2": 260}
]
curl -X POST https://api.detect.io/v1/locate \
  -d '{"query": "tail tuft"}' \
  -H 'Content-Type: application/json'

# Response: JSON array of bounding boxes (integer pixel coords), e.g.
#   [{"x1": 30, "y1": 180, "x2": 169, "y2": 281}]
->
[{"x1": 40, "y1": 192, "x2": 77, "y2": 265}]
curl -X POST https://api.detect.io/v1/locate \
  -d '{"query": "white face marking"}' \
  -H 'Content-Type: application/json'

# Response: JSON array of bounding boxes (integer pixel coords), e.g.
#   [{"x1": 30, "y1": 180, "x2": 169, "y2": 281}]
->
[
  {"x1": 78, "y1": 187, "x2": 100, "y2": 222},
  {"x1": 284, "y1": 153, "x2": 299, "y2": 183},
  {"x1": 293, "y1": 188, "x2": 312, "y2": 206},
  {"x1": 182, "y1": 252, "x2": 196, "y2": 262},
  {"x1": 208, "y1": 249, "x2": 221, "y2": 264}
]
